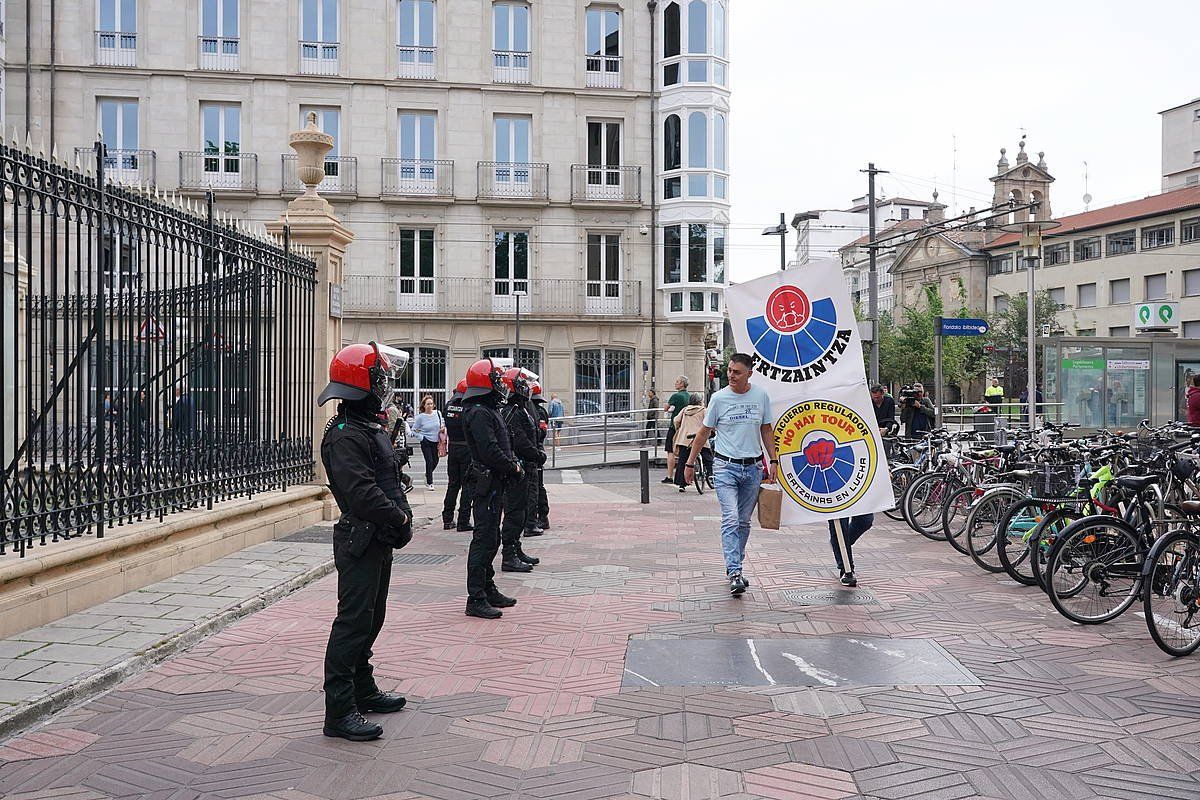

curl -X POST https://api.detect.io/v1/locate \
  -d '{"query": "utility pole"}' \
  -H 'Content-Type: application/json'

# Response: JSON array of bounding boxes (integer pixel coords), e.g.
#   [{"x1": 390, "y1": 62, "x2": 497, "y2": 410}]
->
[
  {"x1": 861, "y1": 163, "x2": 888, "y2": 385},
  {"x1": 778, "y1": 212, "x2": 786, "y2": 271}
]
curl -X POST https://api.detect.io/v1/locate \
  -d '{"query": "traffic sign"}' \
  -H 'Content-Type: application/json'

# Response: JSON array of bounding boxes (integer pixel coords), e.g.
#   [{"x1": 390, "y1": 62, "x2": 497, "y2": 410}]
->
[
  {"x1": 137, "y1": 316, "x2": 166, "y2": 342},
  {"x1": 937, "y1": 318, "x2": 989, "y2": 337}
]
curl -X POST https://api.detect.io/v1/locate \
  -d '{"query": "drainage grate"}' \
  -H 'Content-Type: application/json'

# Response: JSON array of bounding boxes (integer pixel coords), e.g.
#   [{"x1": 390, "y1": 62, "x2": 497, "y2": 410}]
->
[
  {"x1": 393, "y1": 553, "x2": 456, "y2": 566},
  {"x1": 280, "y1": 526, "x2": 333, "y2": 543},
  {"x1": 780, "y1": 589, "x2": 877, "y2": 606}
]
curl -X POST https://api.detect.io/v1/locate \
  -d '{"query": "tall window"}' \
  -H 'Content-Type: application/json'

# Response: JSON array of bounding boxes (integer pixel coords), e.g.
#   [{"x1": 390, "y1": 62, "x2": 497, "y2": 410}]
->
[
  {"x1": 494, "y1": 230, "x2": 529, "y2": 296},
  {"x1": 101, "y1": 225, "x2": 140, "y2": 291},
  {"x1": 1145, "y1": 273, "x2": 1167, "y2": 301},
  {"x1": 98, "y1": 98, "x2": 138, "y2": 171},
  {"x1": 664, "y1": 114, "x2": 681, "y2": 199},
  {"x1": 587, "y1": 120, "x2": 621, "y2": 168},
  {"x1": 200, "y1": 0, "x2": 239, "y2": 69},
  {"x1": 687, "y1": 111, "x2": 707, "y2": 197},
  {"x1": 686, "y1": 0, "x2": 707, "y2": 81},
  {"x1": 201, "y1": 102, "x2": 240, "y2": 177},
  {"x1": 713, "y1": 225, "x2": 726, "y2": 283},
  {"x1": 397, "y1": 228, "x2": 435, "y2": 301},
  {"x1": 714, "y1": 112, "x2": 727, "y2": 198},
  {"x1": 664, "y1": 224, "x2": 681, "y2": 283},
  {"x1": 575, "y1": 348, "x2": 632, "y2": 414},
  {"x1": 399, "y1": 110, "x2": 436, "y2": 182},
  {"x1": 98, "y1": 0, "x2": 136, "y2": 33},
  {"x1": 587, "y1": 233, "x2": 621, "y2": 299},
  {"x1": 300, "y1": 106, "x2": 340, "y2": 177},
  {"x1": 97, "y1": 0, "x2": 136, "y2": 64},
  {"x1": 494, "y1": 115, "x2": 532, "y2": 189},
  {"x1": 1077, "y1": 283, "x2": 1097, "y2": 308},
  {"x1": 688, "y1": 224, "x2": 707, "y2": 282},
  {"x1": 663, "y1": 1, "x2": 680, "y2": 85},
  {"x1": 300, "y1": 0, "x2": 339, "y2": 72},
  {"x1": 395, "y1": 346, "x2": 447, "y2": 412},
  {"x1": 494, "y1": 2, "x2": 530, "y2": 50},
  {"x1": 397, "y1": 0, "x2": 436, "y2": 74},
  {"x1": 1110, "y1": 278, "x2": 1130, "y2": 304},
  {"x1": 713, "y1": 1, "x2": 726, "y2": 59},
  {"x1": 586, "y1": 7, "x2": 619, "y2": 58}
]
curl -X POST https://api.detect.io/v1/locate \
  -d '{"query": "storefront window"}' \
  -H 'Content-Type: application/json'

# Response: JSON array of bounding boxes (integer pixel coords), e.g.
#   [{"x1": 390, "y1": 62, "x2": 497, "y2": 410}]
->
[
  {"x1": 1059, "y1": 344, "x2": 1149, "y2": 428},
  {"x1": 1104, "y1": 347, "x2": 1150, "y2": 429},
  {"x1": 1061, "y1": 345, "x2": 1104, "y2": 427}
]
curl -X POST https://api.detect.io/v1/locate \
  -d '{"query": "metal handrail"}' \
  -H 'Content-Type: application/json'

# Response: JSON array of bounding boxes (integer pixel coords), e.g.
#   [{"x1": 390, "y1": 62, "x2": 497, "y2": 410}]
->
[{"x1": 546, "y1": 407, "x2": 671, "y2": 469}]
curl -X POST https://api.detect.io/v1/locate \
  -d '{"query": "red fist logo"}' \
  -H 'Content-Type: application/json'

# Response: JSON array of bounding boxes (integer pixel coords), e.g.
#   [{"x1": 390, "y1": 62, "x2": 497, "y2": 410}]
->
[{"x1": 804, "y1": 438, "x2": 836, "y2": 470}]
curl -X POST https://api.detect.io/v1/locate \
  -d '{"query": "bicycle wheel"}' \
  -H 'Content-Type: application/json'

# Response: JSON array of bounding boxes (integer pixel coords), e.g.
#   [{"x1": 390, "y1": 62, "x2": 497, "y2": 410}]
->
[
  {"x1": 965, "y1": 488, "x2": 1023, "y2": 573},
  {"x1": 886, "y1": 465, "x2": 917, "y2": 522},
  {"x1": 997, "y1": 499, "x2": 1046, "y2": 586},
  {"x1": 942, "y1": 485, "x2": 979, "y2": 555},
  {"x1": 1143, "y1": 531, "x2": 1200, "y2": 657},
  {"x1": 694, "y1": 464, "x2": 706, "y2": 495},
  {"x1": 904, "y1": 473, "x2": 955, "y2": 540},
  {"x1": 1031, "y1": 507, "x2": 1083, "y2": 593},
  {"x1": 1045, "y1": 517, "x2": 1143, "y2": 625}
]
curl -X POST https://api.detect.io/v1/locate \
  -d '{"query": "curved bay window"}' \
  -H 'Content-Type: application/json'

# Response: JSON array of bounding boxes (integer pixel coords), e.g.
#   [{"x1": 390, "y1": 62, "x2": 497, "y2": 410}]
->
[
  {"x1": 662, "y1": 109, "x2": 728, "y2": 202},
  {"x1": 662, "y1": 223, "x2": 726, "y2": 287},
  {"x1": 394, "y1": 345, "x2": 447, "y2": 412},
  {"x1": 575, "y1": 348, "x2": 632, "y2": 415},
  {"x1": 660, "y1": 0, "x2": 727, "y2": 87}
]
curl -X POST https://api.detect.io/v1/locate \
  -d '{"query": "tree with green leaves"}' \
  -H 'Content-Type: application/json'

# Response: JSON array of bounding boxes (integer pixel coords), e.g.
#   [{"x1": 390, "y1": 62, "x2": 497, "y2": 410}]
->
[{"x1": 985, "y1": 289, "x2": 1068, "y2": 395}]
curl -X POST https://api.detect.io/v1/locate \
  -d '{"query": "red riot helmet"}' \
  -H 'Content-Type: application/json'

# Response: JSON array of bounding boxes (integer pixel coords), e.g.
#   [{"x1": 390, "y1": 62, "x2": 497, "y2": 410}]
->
[
  {"x1": 455, "y1": 379, "x2": 468, "y2": 396},
  {"x1": 530, "y1": 382, "x2": 546, "y2": 404},
  {"x1": 463, "y1": 358, "x2": 506, "y2": 400},
  {"x1": 502, "y1": 367, "x2": 535, "y2": 400},
  {"x1": 317, "y1": 341, "x2": 410, "y2": 407}
]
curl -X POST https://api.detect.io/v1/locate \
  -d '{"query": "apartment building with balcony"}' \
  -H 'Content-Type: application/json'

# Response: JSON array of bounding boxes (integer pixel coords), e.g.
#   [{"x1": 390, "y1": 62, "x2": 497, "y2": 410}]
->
[{"x1": 8, "y1": 0, "x2": 732, "y2": 413}]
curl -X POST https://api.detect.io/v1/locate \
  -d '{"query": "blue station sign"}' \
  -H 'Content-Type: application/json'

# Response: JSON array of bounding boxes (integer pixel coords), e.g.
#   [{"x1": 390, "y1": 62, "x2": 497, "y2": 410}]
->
[{"x1": 937, "y1": 318, "x2": 989, "y2": 337}]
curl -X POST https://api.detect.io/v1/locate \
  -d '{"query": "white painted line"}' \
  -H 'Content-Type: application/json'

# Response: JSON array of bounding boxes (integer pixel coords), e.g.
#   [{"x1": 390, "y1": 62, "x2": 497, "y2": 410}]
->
[
  {"x1": 562, "y1": 470, "x2": 584, "y2": 484},
  {"x1": 623, "y1": 668, "x2": 661, "y2": 687},
  {"x1": 747, "y1": 639, "x2": 777, "y2": 686},
  {"x1": 780, "y1": 652, "x2": 841, "y2": 687}
]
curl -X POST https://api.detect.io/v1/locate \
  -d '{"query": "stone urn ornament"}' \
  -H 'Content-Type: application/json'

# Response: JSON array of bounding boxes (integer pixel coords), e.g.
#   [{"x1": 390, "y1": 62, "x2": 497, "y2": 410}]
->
[{"x1": 288, "y1": 112, "x2": 335, "y2": 213}]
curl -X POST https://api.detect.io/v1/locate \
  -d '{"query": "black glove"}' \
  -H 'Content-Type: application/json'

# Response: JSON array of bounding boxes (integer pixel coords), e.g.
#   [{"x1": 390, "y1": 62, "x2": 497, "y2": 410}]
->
[{"x1": 536, "y1": 452, "x2": 547, "y2": 467}]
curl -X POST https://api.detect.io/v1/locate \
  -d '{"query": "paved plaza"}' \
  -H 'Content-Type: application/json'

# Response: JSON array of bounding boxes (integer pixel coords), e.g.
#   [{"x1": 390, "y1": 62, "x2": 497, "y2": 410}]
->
[{"x1": 1, "y1": 472, "x2": 1199, "y2": 799}]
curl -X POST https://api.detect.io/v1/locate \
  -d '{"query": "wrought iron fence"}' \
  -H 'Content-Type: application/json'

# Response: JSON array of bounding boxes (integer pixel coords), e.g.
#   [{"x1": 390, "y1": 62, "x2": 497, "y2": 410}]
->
[{"x1": 1, "y1": 142, "x2": 317, "y2": 556}]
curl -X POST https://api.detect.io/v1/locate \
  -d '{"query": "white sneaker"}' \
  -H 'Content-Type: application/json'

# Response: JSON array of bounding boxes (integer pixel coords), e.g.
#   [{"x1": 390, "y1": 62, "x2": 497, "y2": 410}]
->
[{"x1": 426, "y1": 483, "x2": 435, "y2": 491}]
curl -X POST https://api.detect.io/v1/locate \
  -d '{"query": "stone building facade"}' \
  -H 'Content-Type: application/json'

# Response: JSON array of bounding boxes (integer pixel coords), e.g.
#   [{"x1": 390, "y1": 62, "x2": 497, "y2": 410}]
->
[{"x1": 7, "y1": 0, "x2": 731, "y2": 413}]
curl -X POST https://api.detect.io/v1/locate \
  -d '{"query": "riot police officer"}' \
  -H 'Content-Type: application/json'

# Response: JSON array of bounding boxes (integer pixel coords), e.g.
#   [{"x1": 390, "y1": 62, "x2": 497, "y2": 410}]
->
[
  {"x1": 316, "y1": 342, "x2": 414, "y2": 742},
  {"x1": 500, "y1": 368, "x2": 544, "y2": 573},
  {"x1": 462, "y1": 358, "x2": 524, "y2": 619},
  {"x1": 442, "y1": 379, "x2": 473, "y2": 532},
  {"x1": 526, "y1": 383, "x2": 551, "y2": 535}
]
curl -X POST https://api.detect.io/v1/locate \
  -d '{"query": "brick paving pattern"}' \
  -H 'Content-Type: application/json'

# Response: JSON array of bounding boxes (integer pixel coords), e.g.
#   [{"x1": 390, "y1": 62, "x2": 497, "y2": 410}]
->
[{"x1": 1, "y1": 477, "x2": 1198, "y2": 799}]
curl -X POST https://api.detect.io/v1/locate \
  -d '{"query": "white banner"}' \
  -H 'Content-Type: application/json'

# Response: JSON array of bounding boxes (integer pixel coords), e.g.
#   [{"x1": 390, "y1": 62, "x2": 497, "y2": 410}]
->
[{"x1": 726, "y1": 259, "x2": 894, "y2": 525}]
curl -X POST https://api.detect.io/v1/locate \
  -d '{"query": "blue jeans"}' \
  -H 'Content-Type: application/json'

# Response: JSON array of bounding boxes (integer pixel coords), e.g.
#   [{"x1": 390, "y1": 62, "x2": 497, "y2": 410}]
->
[
  {"x1": 713, "y1": 459, "x2": 763, "y2": 575},
  {"x1": 827, "y1": 514, "x2": 874, "y2": 573}
]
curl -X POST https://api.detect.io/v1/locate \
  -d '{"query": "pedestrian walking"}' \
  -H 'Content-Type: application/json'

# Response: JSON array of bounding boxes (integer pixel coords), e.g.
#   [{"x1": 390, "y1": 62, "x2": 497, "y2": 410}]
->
[
  {"x1": 548, "y1": 393, "x2": 565, "y2": 446},
  {"x1": 316, "y1": 341, "x2": 415, "y2": 742},
  {"x1": 662, "y1": 376, "x2": 691, "y2": 484},
  {"x1": 462, "y1": 358, "x2": 524, "y2": 619},
  {"x1": 672, "y1": 393, "x2": 713, "y2": 490},
  {"x1": 529, "y1": 382, "x2": 551, "y2": 532},
  {"x1": 499, "y1": 368, "x2": 543, "y2": 574},
  {"x1": 683, "y1": 354, "x2": 778, "y2": 596},
  {"x1": 827, "y1": 514, "x2": 874, "y2": 587},
  {"x1": 410, "y1": 395, "x2": 445, "y2": 490},
  {"x1": 442, "y1": 380, "x2": 474, "y2": 532}
]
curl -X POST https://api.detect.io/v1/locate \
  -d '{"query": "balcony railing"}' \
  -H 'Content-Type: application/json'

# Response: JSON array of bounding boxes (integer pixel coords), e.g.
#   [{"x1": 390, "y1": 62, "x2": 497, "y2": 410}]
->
[
  {"x1": 493, "y1": 50, "x2": 531, "y2": 84},
  {"x1": 199, "y1": 36, "x2": 240, "y2": 71},
  {"x1": 477, "y1": 161, "x2": 549, "y2": 202},
  {"x1": 95, "y1": 30, "x2": 136, "y2": 66},
  {"x1": 299, "y1": 41, "x2": 339, "y2": 75},
  {"x1": 282, "y1": 155, "x2": 357, "y2": 196},
  {"x1": 75, "y1": 148, "x2": 156, "y2": 187},
  {"x1": 585, "y1": 54, "x2": 621, "y2": 88},
  {"x1": 397, "y1": 45, "x2": 436, "y2": 79},
  {"x1": 344, "y1": 276, "x2": 642, "y2": 317},
  {"x1": 381, "y1": 158, "x2": 454, "y2": 200},
  {"x1": 179, "y1": 151, "x2": 258, "y2": 192},
  {"x1": 571, "y1": 165, "x2": 641, "y2": 204}
]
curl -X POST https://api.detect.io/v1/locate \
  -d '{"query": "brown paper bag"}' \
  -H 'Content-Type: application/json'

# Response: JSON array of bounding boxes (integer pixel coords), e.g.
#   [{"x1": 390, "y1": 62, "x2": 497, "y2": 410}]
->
[{"x1": 757, "y1": 485, "x2": 782, "y2": 530}]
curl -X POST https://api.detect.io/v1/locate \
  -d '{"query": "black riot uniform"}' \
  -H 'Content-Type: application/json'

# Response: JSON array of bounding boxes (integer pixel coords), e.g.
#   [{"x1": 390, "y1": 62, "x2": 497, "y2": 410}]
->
[
  {"x1": 320, "y1": 402, "x2": 413, "y2": 738},
  {"x1": 463, "y1": 392, "x2": 523, "y2": 618},
  {"x1": 500, "y1": 393, "x2": 543, "y2": 571},
  {"x1": 441, "y1": 391, "x2": 474, "y2": 531},
  {"x1": 528, "y1": 397, "x2": 550, "y2": 532}
]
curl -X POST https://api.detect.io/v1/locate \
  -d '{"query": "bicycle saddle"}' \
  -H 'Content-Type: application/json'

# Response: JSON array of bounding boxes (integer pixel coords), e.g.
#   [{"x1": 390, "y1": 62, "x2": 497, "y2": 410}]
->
[
  {"x1": 1180, "y1": 500, "x2": 1200, "y2": 516},
  {"x1": 1115, "y1": 474, "x2": 1158, "y2": 491}
]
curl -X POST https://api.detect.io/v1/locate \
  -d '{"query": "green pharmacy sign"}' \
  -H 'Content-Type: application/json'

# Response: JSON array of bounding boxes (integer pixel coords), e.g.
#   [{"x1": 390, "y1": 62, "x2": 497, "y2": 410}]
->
[{"x1": 1134, "y1": 302, "x2": 1178, "y2": 330}]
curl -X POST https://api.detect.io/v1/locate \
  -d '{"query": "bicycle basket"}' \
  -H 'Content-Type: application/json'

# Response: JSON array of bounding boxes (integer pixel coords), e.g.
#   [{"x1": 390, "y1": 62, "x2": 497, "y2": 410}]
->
[{"x1": 1033, "y1": 464, "x2": 1079, "y2": 499}]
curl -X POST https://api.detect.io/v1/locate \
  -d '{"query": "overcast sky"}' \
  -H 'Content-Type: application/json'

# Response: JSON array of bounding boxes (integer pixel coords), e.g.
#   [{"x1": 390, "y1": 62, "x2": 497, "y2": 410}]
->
[{"x1": 728, "y1": 0, "x2": 1199, "y2": 283}]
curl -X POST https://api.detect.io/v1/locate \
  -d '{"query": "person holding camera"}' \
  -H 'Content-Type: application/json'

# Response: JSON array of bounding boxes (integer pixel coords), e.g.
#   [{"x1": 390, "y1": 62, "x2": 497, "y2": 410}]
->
[
  {"x1": 899, "y1": 382, "x2": 935, "y2": 438},
  {"x1": 317, "y1": 342, "x2": 415, "y2": 742}
]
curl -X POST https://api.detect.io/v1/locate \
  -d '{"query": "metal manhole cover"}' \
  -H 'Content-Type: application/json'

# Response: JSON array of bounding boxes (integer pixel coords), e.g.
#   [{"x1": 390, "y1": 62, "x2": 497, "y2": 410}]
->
[
  {"x1": 393, "y1": 553, "x2": 455, "y2": 566},
  {"x1": 781, "y1": 589, "x2": 877, "y2": 606}
]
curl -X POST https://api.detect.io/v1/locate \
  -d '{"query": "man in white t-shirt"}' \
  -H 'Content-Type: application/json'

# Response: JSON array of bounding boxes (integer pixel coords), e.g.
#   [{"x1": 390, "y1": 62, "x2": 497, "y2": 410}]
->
[{"x1": 684, "y1": 353, "x2": 778, "y2": 596}]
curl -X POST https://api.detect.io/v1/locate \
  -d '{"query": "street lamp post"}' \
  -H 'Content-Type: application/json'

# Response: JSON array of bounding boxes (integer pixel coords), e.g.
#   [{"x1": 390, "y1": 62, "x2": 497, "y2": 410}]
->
[
  {"x1": 1000, "y1": 210, "x2": 1060, "y2": 432},
  {"x1": 762, "y1": 213, "x2": 788, "y2": 271},
  {"x1": 513, "y1": 290, "x2": 527, "y2": 368}
]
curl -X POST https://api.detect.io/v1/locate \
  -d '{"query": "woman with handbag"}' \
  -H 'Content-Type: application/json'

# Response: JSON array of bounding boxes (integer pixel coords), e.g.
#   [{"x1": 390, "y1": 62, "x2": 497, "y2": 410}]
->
[{"x1": 411, "y1": 395, "x2": 447, "y2": 490}]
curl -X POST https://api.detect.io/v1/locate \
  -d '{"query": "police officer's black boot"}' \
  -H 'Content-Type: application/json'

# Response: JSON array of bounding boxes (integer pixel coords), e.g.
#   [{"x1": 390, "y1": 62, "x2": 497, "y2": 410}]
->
[
  {"x1": 358, "y1": 691, "x2": 408, "y2": 713},
  {"x1": 465, "y1": 599, "x2": 503, "y2": 619},
  {"x1": 323, "y1": 712, "x2": 384, "y2": 742},
  {"x1": 486, "y1": 586, "x2": 518, "y2": 608},
  {"x1": 524, "y1": 524, "x2": 545, "y2": 537},
  {"x1": 516, "y1": 544, "x2": 539, "y2": 566},
  {"x1": 501, "y1": 545, "x2": 533, "y2": 572}
]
